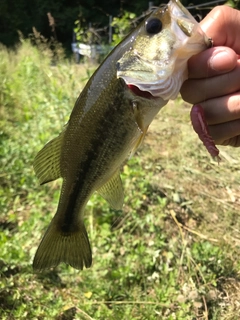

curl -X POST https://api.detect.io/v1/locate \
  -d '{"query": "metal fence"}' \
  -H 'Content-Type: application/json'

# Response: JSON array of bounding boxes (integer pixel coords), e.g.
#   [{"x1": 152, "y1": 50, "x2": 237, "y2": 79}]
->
[{"x1": 71, "y1": 42, "x2": 114, "y2": 62}]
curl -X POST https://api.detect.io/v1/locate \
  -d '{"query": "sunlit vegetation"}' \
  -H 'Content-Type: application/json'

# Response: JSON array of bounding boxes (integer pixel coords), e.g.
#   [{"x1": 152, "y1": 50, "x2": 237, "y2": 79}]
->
[{"x1": 1, "y1": 38, "x2": 240, "y2": 319}]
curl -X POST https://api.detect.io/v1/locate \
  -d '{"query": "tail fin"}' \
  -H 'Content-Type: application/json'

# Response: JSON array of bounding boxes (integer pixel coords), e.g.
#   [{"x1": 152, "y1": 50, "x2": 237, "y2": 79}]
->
[{"x1": 33, "y1": 219, "x2": 92, "y2": 272}]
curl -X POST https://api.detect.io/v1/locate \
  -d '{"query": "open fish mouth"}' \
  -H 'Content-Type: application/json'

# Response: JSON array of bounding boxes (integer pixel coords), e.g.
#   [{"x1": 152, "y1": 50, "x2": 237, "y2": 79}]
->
[
  {"x1": 126, "y1": 84, "x2": 156, "y2": 99},
  {"x1": 117, "y1": 0, "x2": 211, "y2": 101}
]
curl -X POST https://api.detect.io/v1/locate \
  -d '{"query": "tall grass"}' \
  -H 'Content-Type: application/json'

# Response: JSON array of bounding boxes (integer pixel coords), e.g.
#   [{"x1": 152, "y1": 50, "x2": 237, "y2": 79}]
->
[{"x1": 1, "y1": 40, "x2": 240, "y2": 319}]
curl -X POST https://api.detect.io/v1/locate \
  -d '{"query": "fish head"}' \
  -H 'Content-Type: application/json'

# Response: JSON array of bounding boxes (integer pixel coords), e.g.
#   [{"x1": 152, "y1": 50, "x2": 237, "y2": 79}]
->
[{"x1": 117, "y1": 0, "x2": 212, "y2": 101}]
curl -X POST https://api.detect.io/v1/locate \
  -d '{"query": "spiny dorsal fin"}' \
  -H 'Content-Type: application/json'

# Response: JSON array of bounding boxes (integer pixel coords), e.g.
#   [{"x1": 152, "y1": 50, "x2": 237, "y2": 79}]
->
[
  {"x1": 97, "y1": 170, "x2": 124, "y2": 210},
  {"x1": 33, "y1": 131, "x2": 65, "y2": 185}
]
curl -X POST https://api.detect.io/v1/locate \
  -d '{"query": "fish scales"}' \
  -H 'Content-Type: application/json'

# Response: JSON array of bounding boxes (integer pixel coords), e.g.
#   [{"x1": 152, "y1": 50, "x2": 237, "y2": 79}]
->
[
  {"x1": 59, "y1": 83, "x2": 140, "y2": 224},
  {"x1": 33, "y1": 0, "x2": 212, "y2": 271}
]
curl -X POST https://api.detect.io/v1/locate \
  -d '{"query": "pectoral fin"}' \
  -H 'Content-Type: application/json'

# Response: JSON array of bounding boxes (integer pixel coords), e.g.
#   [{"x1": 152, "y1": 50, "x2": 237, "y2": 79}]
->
[
  {"x1": 130, "y1": 126, "x2": 148, "y2": 157},
  {"x1": 33, "y1": 130, "x2": 65, "y2": 185},
  {"x1": 97, "y1": 170, "x2": 124, "y2": 210},
  {"x1": 130, "y1": 102, "x2": 148, "y2": 157}
]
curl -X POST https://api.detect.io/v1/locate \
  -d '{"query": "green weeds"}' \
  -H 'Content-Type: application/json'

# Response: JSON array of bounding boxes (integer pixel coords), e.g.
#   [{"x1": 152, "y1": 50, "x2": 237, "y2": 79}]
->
[{"x1": 1, "y1": 41, "x2": 240, "y2": 319}]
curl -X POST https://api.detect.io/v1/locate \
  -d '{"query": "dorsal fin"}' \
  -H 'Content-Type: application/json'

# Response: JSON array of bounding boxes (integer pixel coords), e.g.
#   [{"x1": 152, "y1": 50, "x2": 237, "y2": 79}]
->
[{"x1": 33, "y1": 131, "x2": 65, "y2": 185}]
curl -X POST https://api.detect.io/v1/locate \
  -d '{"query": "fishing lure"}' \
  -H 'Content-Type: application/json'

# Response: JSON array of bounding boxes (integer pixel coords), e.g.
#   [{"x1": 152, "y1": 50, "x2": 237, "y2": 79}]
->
[{"x1": 190, "y1": 104, "x2": 221, "y2": 162}]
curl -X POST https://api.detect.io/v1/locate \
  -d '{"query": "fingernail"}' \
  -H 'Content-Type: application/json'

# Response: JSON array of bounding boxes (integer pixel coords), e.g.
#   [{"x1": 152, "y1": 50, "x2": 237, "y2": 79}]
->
[{"x1": 210, "y1": 50, "x2": 234, "y2": 72}]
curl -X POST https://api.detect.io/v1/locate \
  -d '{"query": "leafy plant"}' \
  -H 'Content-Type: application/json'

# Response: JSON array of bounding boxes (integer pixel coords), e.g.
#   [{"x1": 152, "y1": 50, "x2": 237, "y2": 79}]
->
[
  {"x1": 1, "y1": 39, "x2": 240, "y2": 320},
  {"x1": 111, "y1": 11, "x2": 136, "y2": 45}
]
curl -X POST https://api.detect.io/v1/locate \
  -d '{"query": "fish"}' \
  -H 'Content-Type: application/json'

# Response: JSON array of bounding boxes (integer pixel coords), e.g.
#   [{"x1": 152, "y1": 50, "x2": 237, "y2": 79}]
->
[{"x1": 32, "y1": 0, "x2": 212, "y2": 271}]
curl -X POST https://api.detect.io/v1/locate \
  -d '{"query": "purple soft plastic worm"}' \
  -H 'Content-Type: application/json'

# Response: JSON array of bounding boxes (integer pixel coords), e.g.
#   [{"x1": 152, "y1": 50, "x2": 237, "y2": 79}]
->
[{"x1": 190, "y1": 104, "x2": 221, "y2": 162}]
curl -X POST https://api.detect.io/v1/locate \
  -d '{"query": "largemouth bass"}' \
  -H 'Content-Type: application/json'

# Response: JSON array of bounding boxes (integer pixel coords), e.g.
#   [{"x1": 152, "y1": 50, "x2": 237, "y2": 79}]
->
[{"x1": 33, "y1": 0, "x2": 211, "y2": 271}]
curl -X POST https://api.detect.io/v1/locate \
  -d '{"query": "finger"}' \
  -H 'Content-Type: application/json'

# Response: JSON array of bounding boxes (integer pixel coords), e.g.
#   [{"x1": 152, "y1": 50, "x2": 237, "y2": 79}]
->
[
  {"x1": 200, "y1": 6, "x2": 240, "y2": 54},
  {"x1": 196, "y1": 93, "x2": 240, "y2": 125},
  {"x1": 222, "y1": 136, "x2": 240, "y2": 147},
  {"x1": 208, "y1": 119, "x2": 240, "y2": 147},
  {"x1": 187, "y1": 46, "x2": 237, "y2": 79},
  {"x1": 181, "y1": 62, "x2": 240, "y2": 104}
]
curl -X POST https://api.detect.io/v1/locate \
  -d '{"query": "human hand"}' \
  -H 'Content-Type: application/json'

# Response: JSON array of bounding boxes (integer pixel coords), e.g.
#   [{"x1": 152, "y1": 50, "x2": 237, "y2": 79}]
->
[{"x1": 181, "y1": 5, "x2": 240, "y2": 147}]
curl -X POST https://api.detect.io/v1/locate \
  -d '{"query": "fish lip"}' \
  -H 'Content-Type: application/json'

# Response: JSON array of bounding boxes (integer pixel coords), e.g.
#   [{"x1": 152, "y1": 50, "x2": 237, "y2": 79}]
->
[{"x1": 206, "y1": 37, "x2": 213, "y2": 48}]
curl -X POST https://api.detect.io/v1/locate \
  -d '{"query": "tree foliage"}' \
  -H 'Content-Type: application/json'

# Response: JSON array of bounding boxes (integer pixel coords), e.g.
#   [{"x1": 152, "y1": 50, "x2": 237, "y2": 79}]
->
[
  {"x1": 0, "y1": 0, "x2": 239, "y2": 52},
  {"x1": 111, "y1": 12, "x2": 137, "y2": 45},
  {"x1": 0, "y1": 0, "x2": 147, "y2": 49}
]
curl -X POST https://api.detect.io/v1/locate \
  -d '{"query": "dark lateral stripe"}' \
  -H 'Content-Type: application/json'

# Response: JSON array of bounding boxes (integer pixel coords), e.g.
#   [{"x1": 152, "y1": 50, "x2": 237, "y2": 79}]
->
[{"x1": 61, "y1": 89, "x2": 130, "y2": 231}]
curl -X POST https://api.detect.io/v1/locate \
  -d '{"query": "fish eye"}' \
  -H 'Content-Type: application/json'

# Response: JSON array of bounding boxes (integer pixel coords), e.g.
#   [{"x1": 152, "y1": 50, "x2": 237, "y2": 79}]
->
[{"x1": 145, "y1": 18, "x2": 162, "y2": 34}]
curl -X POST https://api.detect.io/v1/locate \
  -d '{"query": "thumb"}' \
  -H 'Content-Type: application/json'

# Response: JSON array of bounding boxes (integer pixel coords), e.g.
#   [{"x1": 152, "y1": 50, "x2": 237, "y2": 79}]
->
[
  {"x1": 187, "y1": 46, "x2": 237, "y2": 79},
  {"x1": 201, "y1": 5, "x2": 240, "y2": 54}
]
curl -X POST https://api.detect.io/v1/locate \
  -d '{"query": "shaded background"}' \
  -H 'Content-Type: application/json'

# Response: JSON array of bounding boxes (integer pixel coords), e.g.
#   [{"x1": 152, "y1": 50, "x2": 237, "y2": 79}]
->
[{"x1": 0, "y1": 0, "x2": 235, "y2": 52}]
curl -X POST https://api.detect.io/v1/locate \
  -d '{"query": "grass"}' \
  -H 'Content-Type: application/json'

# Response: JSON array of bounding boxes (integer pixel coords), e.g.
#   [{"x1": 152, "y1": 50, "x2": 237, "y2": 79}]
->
[{"x1": 1, "y1": 39, "x2": 240, "y2": 319}]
